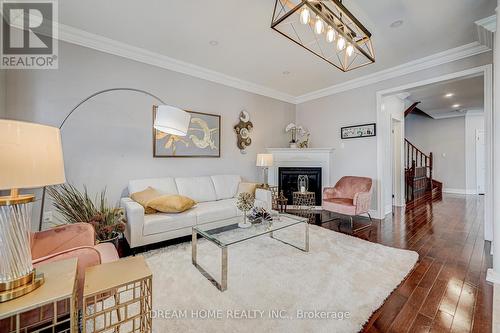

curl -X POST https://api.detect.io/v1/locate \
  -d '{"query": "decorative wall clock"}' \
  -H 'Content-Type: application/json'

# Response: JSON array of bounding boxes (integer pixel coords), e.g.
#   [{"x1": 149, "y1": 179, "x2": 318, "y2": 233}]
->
[{"x1": 234, "y1": 110, "x2": 253, "y2": 154}]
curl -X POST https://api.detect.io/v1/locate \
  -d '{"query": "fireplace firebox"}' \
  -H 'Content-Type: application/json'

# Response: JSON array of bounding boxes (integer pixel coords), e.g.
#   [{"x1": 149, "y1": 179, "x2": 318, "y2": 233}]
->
[{"x1": 278, "y1": 167, "x2": 322, "y2": 206}]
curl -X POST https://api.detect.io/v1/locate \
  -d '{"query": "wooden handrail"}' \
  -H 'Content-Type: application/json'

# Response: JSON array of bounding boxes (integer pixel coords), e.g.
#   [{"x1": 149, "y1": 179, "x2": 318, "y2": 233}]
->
[
  {"x1": 404, "y1": 101, "x2": 421, "y2": 117},
  {"x1": 405, "y1": 138, "x2": 434, "y2": 203}
]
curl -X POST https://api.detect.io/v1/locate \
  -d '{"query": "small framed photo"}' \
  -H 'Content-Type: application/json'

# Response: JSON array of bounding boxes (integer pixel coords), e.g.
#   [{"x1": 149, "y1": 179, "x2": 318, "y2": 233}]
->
[{"x1": 341, "y1": 123, "x2": 376, "y2": 139}]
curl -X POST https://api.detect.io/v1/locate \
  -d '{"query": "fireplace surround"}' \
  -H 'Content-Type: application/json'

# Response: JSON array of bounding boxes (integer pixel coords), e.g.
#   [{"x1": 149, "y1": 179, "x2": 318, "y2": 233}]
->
[{"x1": 266, "y1": 148, "x2": 335, "y2": 203}]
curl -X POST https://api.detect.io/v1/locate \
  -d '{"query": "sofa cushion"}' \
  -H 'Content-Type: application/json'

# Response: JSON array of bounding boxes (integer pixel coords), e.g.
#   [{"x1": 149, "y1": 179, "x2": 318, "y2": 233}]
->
[
  {"x1": 129, "y1": 178, "x2": 178, "y2": 195},
  {"x1": 237, "y1": 182, "x2": 258, "y2": 196},
  {"x1": 175, "y1": 176, "x2": 217, "y2": 203},
  {"x1": 142, "y1": 211, "x2": 197, "y2": 236},
  {"x1": 210, "y1": 175, "x2": 241, "y2": 200},
  {"x1": 147, "y1": 195, "x2": 196, "y2": 213},
  {"x1": 130, "y1": 187, "x2": 161, "y2": 214},
  {"x1": 195, "y1": 199, "x2": 238, "y2": 224}
]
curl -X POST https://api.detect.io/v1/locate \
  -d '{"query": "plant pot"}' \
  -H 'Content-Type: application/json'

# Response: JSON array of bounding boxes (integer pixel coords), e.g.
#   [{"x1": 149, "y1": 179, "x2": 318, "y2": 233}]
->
[{"x1": 97, "y1": 233, "x2": 120, "y2": 248}]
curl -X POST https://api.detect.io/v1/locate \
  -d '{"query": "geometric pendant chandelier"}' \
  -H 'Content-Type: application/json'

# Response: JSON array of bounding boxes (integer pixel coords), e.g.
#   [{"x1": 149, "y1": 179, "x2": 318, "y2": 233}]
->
[{"x1": 271, "y1": 0, "x2": 375, "y2": 72}]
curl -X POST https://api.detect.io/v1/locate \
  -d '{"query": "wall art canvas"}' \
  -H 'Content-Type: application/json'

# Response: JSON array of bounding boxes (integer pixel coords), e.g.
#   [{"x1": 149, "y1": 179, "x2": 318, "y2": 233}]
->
[
  {"x1": 153, "y1": 109, "x2": 221, "y2": 157},
  {"x1": 341, "y1": 123, "x2": 376, "y2": 139}
]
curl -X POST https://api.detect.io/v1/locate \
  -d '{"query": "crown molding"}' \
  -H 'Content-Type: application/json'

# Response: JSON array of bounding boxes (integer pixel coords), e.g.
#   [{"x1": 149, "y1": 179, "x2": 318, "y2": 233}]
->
[
  {"x1": 56, "y1": 23, "x2": 490, "y2": 106},
  {"x1": 57, "y1": 23, "x2": 297, "y2": 104},
  {"x1": 294, "y1": 42, "x2": 491, "y2": 104},
  {"x1": 476, "y1": 15, "x2": 496, "y2": 32},
  {"x1": 475, "y1": 15, "x2": 496, "y2": 49}
]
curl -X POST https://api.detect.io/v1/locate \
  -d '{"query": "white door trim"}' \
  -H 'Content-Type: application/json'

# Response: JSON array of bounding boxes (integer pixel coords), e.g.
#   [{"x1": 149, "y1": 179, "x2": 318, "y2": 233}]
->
[
  {"x1": 376, "y1": 65, "x2": 493, "y2": 241},
  {"x1": 476, "y1": 129, "x2": 486, "y2": 195}
]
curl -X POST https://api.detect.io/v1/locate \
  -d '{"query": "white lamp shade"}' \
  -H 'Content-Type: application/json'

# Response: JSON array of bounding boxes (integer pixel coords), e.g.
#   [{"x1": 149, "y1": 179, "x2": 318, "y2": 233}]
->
[
  {"x1": 0, "y1": 120, "x2": 66, "y2": 190},
  {"x1": 256, "y1": 153, "x2": 273, "y2": 167},
  {"x1": 154, "y1": 105, "x2": 191, "y2": 136}
]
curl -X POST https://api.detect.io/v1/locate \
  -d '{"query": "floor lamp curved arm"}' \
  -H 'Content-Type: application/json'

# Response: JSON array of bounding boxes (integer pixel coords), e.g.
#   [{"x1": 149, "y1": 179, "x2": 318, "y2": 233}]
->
[{"x1": 38, "y1": 87, "x2": 190, "y2": 230}]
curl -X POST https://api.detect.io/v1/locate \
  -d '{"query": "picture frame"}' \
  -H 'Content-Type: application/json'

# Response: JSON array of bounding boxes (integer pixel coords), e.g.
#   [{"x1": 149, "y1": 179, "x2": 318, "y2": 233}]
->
[
  {"x1": 153, "y1": 107, "x2": 221, "y2": 158},
  {"x1": 341, "y1": 123, "x2": 376, "y2": 139}
]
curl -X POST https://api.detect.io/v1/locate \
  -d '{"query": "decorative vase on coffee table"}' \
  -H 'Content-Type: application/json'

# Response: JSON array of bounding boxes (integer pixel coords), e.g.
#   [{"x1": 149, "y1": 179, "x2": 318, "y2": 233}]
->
[
  {"x1": 238, "y1": 211, "x2": 252, "y2": 229},
  {"x1": 236, "y1": 192, "x2": 254, "y2": 229}
]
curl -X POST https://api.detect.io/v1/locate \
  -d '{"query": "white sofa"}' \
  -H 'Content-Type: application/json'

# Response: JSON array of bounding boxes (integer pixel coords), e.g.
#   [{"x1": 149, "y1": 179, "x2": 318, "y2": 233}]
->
[{"x1": 120, "y1": 175, "x2": 272, "y2": 248}]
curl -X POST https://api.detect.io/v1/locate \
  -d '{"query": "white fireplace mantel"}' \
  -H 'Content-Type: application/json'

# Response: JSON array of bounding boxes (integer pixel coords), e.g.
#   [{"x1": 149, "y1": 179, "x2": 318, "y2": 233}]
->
[{"x1": 266, "y1": 148, "x2": 335, "y2": 188}]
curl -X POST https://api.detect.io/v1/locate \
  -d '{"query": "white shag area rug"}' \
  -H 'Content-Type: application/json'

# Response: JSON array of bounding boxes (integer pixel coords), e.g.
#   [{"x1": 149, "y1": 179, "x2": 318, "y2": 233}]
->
[{"x1": 144, "y1": 224, "x2": 418, "y2": 333}]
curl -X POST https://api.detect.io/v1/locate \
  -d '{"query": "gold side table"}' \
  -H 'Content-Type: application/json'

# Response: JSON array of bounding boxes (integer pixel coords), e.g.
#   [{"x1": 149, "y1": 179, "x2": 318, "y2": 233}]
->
[
  {"x1": 292, "y1": 191, "x2": 315, "y2": 208},
  {"x1": 0, "y1": 258, "x2": 78, "y2": 333},
  {"x1": 292, "y1": 191, "x2": 316, "y2": 223},
  {"x1": 83, "y1": 256, "x2": 152, "y2": 333}
]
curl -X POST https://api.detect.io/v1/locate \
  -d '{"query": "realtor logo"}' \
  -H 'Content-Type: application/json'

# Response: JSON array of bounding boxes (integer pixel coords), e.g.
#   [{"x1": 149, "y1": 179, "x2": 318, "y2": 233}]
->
[{"x1": 1, "y1": 0, "x2": 58, "y2": 69}]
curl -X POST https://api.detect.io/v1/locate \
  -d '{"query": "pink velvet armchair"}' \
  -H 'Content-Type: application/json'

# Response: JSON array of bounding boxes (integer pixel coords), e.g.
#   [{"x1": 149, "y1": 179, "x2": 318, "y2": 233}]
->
[
  {"x1": 31, "y1": 223, "x2": 119, "y2": 303},
  {"x1": 322, "y1": 176, "x2": 373, "y2": 231}
]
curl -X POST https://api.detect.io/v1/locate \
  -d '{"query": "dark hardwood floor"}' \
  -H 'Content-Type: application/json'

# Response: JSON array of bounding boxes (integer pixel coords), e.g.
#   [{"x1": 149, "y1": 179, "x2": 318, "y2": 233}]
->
[{"x1": 317, "y1": 194, "x2": 492, "y2": 333}]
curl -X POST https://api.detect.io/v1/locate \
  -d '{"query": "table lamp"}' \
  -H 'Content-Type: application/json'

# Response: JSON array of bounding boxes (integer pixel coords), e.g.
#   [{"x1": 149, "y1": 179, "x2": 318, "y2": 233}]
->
[
  {"x1": 256, "y1": 153, "x2": 273, "y2": 189},
  {"x1": 0, "y1": 120, "x2": 66, "y2": 302}
]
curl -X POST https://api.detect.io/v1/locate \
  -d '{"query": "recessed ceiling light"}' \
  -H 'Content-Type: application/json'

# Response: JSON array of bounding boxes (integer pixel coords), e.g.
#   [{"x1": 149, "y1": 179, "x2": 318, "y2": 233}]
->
[
  {"x1": 282, "y1": 71, "x2": 290, "y2": 75},
  {"x1": 445, "y1": 93, "x2": 454, "y2": 98},
  {"x1": 452, "y1": 104, "x2": 461, "y2": 108},
  {"x1": 209, "y1": 40, "x2": 219, "y2": 46},
  {"x1": 390, "y1": 20, "x2": 404, "y2": 28}
]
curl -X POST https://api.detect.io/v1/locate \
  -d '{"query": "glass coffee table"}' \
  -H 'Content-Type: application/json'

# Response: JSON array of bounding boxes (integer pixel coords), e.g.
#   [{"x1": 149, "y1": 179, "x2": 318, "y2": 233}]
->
[{"x1": 192, "y1": 213, "x2": 309, "y2": 291}]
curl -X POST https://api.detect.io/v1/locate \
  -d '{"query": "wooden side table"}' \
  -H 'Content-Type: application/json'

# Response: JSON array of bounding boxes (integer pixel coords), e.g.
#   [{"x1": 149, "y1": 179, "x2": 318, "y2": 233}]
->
[
  {"x1": 83, "y1": 256, "x2": 152, "y2": 333},
  {"x1": 0, "y1": 258, "x2": 78, "y2": 333}
]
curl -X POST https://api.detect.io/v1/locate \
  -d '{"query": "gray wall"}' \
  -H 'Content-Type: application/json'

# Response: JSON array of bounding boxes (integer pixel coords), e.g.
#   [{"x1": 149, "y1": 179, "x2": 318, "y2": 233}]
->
[
  {"x1": 465, "y1": 113, "x2": 485, "y2": 193},
  {"x1": 405, "y1": 114, "x2": 466, "y2": 191},
  {"x1": 5, "y1": 42, "x2": 295, "y2": 226},
  {"x1": 296, "y1": 51, "x2": 492, "y2": 214}
]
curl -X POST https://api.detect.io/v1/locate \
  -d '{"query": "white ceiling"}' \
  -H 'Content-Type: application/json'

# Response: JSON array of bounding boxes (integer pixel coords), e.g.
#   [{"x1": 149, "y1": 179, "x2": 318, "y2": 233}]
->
[
  {"x1": 406, "y1": 75, "x2": 484, "y2": 118},
  {"x1": 58, "y1": 0, "x2": 496, "y2": 96}
]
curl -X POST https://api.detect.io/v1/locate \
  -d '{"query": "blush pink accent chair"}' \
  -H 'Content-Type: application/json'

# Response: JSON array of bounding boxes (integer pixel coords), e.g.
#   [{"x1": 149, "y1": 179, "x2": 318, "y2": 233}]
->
[
  {"x1": 322, "y1": 176, "x2": 373, "y2": 230},
  {"x1": 0, "y1": 224, "x2": 119, "y2": 332},
  {"x1": 31, "y1": 223, "x2": 119, "y2": 304}
]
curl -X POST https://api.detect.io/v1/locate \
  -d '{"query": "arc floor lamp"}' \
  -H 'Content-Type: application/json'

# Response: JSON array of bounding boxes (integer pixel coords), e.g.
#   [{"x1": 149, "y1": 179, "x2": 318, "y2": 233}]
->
[
  {"x1": 37, "y1": 87, "x2": 191, "y2": 231},
  {"x1": 0, "y1": 88, "x2": 190, "y2": 302}
]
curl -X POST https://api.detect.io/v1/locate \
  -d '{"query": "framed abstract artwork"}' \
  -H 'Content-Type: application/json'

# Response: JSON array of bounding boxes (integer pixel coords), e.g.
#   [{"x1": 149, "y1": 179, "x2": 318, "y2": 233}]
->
[
  {"x1": 153, "y1": 107, "x2": 221, "y2": 157},
  {"x1": 341, "y1": 123, "x2": 376, "y2": 139}
]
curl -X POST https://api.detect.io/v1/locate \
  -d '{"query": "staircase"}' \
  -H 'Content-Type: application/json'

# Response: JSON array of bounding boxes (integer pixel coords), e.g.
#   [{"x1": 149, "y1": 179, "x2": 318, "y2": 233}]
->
[{"x1": 404, "y1": 139, "x2": 442, "y2": 205}]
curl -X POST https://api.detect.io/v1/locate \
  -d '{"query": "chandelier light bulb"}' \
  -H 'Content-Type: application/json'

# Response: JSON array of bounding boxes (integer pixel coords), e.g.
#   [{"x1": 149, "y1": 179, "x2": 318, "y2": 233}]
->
[
  {"x1": 314, "y1": 16, "x2": 324, "y2": 34},
  {"x1": 346, "y1": 44, "x2": 354, "y2": 56},
  {"x1": 300, "y1": 7, "x2": 310, "y2": 25},
  {"x1": 337, "y1": 36, "x2": 346, "y2": 50},
  {"x1": 326, "y1": 26, "x2": 336, "y2": 43}
]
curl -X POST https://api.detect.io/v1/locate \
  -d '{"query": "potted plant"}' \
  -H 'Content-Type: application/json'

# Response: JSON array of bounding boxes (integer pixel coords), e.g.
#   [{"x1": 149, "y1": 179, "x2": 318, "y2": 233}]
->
[
  {"x1": 285, "y1": 123, "x2": 306, "y2": 148},
  {"x1": 47, "y1": 184, "x2": 126, "y2": 246}
]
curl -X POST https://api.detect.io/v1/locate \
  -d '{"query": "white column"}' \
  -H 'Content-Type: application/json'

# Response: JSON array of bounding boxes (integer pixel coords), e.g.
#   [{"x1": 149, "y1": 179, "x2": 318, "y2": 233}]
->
[{"x1": 487, "y1": 4, "x2": 500, "y2": 284}]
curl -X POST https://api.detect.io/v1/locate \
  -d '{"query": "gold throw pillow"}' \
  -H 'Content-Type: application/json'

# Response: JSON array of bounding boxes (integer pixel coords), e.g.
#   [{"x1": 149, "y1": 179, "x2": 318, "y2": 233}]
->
[
  {"x1": 147, "y1": 195, "x2": 197, "y2": 213},
  {"x1": 130, "y1": 187, "x2": 161, "y2": 214},
  {"x1": 237, "y1": 182, "x2": 258, "y2": 196}
]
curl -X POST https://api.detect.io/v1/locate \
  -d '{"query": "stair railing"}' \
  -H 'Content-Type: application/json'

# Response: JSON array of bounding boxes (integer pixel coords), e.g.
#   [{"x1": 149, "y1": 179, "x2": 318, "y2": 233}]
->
[{"x1": 404, "y1": 139, "x2": 433, "y2": 202}]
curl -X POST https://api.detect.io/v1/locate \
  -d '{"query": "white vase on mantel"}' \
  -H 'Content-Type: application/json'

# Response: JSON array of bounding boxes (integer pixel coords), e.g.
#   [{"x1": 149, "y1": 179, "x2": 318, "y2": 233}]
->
[{"x1": 289, "y1": 142, "x2": 297, "y2": 148}]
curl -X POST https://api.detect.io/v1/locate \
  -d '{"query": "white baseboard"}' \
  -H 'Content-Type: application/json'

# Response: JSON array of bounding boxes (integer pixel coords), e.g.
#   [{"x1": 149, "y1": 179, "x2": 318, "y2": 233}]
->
[
  {"x1": 442, "y1": 188, "x2": 467, "y2": 194},
  {"x1": 487, "y1": 268, "x2": 500, "y2": 284},
  {"x1": 364, "y1": 209, "x2": 382, "y2": 220},
  {"x1": 384, "y1": 204, "x2": 392, "y2": 216},
  {"x1": 443, "y1": 188, "x2": 481, "y2": 195}
]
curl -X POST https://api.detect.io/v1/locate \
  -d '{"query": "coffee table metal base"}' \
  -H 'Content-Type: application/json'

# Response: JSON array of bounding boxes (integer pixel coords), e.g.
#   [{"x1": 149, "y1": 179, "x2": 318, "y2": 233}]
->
[
  {"x1": 192, "y1": 229, "x2": 228, "y2": 291},
  {"x1": 191, "y1": 222, "x2": 309, "y2": 292}
]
